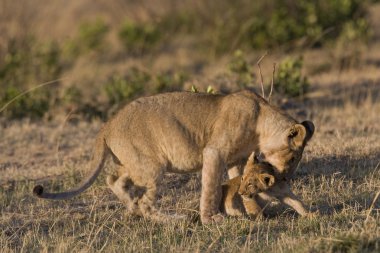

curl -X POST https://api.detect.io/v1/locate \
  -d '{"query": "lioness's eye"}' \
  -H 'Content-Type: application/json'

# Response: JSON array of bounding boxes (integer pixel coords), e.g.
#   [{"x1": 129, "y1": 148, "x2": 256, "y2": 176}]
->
[{"x1": 290, "y1": 157, "x2": 295, "y2": 163}]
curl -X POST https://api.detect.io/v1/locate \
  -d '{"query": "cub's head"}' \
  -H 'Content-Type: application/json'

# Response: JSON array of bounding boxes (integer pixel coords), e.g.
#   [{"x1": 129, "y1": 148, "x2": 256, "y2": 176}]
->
[
  {"x1": 260, "y1": 120, "x2": 314, "y2": 178},
  {"x1": 238, "y1": 152, "x2": 276, "y2": 198}
]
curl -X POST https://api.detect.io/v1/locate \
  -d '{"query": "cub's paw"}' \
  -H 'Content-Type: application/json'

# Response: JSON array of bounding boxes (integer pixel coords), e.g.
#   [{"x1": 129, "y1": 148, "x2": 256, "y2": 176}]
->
[
  {"x1": 248, "y1": 213, "x2": 264, "y2": 221},
  {"x1": 304, "y1": 210, "x2": 320, "y2": 219}
]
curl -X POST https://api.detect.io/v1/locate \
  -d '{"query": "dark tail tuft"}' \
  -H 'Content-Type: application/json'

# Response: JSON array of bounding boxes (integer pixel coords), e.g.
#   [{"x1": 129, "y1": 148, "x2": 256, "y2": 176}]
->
[{"x1": 33, "y1": 185, "x2": 44, "y2": 196}]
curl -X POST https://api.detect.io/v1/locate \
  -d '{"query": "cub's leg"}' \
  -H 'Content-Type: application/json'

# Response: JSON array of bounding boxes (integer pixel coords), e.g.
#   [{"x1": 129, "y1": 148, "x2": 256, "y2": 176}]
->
[
  {"x1": 242, "y1": 196, "x2": 263, "y2": 219},
  {"x1": 221, "y1": 183, "x2": 245, "y2": 217},
  {"x1": 227, "y1": 165, "x2": 243, "y2": 179}
]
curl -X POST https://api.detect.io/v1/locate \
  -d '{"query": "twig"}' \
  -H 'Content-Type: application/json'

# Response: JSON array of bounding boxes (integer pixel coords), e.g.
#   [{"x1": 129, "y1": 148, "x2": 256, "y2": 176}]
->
[
  {"x1": 256, "y1": 52, "x2": 267, "y2": 98},
  {"x1": 268, "y1": 63, "x2": 276, "y2": 103},
  {"x1": 0, "y1": 78, "x2": 66, "y2": 114},
  {"x1": 55, "y1": 108, "x2": 76, "y2": 167},
  {"x1": 365, "y1": 190, "x2": 380, "y2": 223}
]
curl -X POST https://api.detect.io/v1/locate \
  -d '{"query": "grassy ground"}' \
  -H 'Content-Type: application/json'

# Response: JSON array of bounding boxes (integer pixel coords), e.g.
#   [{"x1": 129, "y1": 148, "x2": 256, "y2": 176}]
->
[
  {"x1": 1, "y1": 1, "x2": 380, "y2": 252},
  {"x1": 1, "y1": 71, "x2": 379, "y2": 252}
]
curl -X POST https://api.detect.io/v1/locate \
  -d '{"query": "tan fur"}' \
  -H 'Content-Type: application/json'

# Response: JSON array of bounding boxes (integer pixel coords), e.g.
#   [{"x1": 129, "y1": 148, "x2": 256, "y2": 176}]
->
[
  {"x1": 221, "y1": 153, "x2": 275, "y2": 218},
  {"x1": 33, "y1": 90, "x2": 314, "y2": 224}
]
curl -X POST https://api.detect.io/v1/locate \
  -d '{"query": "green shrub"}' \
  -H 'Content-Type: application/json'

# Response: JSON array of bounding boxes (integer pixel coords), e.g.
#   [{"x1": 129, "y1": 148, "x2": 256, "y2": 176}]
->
[
  {"x1": 35, "y1": 41, "x2": 62, "y2": 81},
  {"x1": 333, "y1": 18, "x2": 371, "y2": 70},
  {"x1": 0, "y1": 38, "x2": 62, "y2": 88},
  {"x1": 242, "y1": 0, "x2": 369, "y2": 49},
  {"x1": 228, "y1": 50, "x2": 254, "y2": 88},
  {"x1": 119, "y1": 20, "x2": 161, "y2": 53},
  {"x1": 78, "y1": 18, "x2": 109, "y2": 52},
  {"x1": 275, "y1": 57, "x2": 309, "y2": 97},
  {"x1": 104, "y1": 68, "x2": 149, "y2": 105},
  {"x1": 61, "y1": 86, "x2": 82, "y2": 106},
  {"x1": 154, "y1": 72, "x2": 188, "y2": 93},
  {"x1": 156, "y1": 0, "x2": 370, "y2": 53},
  {"x1": 0, "y1": 86, "x2": 52, "y2": 119},
  {"x1": 190, "y1": 85, "x2": 216, "y2": 94},
  {"x1": 0, "y1": 37, "x2": 63, "y2": 119}
]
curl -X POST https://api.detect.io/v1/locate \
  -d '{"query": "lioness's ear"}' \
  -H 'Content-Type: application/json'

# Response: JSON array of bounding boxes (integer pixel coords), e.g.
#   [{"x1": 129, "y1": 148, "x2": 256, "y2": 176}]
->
[
  {"x1": 301, "y1": 120, "x2": 314, "y2": 143},
  {"x1": 288, "y1": 124, "x2": 307, "y2": 148},
  {"x1": 259, "y1": 173, "x2": 275, "y2": 188},
  {"x1": 288, "y1": 121, "x2": 315, "y2": 148}
]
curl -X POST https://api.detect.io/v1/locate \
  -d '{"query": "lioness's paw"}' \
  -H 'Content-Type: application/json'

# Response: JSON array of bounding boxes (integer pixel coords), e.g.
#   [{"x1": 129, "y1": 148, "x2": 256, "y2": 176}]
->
[
  {"x1": 212, "y1": 213, "x2": 225, "y2": 223},
  {"x1": 106, "y1": 175, "x2": 118, "y2": 186},
  {"x1": 201, "y1": 213, "x2": 225, "y2": 224}
]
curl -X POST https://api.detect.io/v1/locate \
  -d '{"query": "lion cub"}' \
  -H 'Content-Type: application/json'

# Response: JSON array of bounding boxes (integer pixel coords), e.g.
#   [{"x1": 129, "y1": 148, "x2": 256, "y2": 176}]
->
[{"x1": 221, "y1": 152, "x2": 275, "y2": 218}]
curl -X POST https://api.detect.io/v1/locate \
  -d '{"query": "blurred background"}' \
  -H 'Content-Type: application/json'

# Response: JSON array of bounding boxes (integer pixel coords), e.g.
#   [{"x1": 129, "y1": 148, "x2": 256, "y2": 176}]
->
[{"x1": 1, "y1": 0, "x2": 379, "y2": 120}]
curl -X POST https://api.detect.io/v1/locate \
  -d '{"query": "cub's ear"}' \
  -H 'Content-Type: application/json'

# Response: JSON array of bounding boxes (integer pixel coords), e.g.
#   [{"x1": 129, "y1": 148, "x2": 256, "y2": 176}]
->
[
  {"x1": 259, "y1": 173, "x2": 275, "y2": 189},
  {"x1": 247, "y1": 152, "x2": 259, "y2": 164},
  {"x1": 288, "y1": 120, "x2": 314, "y2": 149}
]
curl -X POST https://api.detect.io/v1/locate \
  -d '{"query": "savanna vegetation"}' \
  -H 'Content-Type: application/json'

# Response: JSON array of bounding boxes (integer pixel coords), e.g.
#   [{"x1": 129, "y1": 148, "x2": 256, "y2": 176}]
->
[{"x1": 0, "y1": 0, "x2": 379, "y2": 252}]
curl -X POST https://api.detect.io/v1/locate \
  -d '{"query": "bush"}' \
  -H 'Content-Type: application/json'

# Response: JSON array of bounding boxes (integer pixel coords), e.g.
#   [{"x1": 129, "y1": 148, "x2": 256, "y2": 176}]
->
[
  {"x1": 0, "y1": 37, "x2": 63, "y2": 119},
  {"x1": 190, "y1": 85, "x2": 216, "y2": 94},
  {"x1": 228, "y1": 50, "x2": 254, "y2": 88},
  {"x1": 104, "y1": 68, "x2": 149, "y2": 105},
  {"x1": 61, "y1": 86, "x2": 82, "y2": 106},
  {"x1": 275, "y1": 57, "x2": 309, "y2": 97},
  {"x1": 78, "y1": 18, "x2": 109, "y2": 52},
  {"x1": 153, "y1": 71, "x2": 188, "y2": 93},
  {"x1": 0, "y1": 86, "x2": 52, "y2": 119},
  {"x1": 119, "y1": 20, "x2": 161, "y2": 53},
  {"x1": 333, "y1": 18, "x2": 371, "y2": 70},
  {"x1": 242, "y1": 0, "x2": 369, "y2": 49},
  {"x1": 156, "y1": 0, "x2": 370, "y2": 53},
  {"x1": 0, "y1": 38, "x2": 62, "y2": 88}
]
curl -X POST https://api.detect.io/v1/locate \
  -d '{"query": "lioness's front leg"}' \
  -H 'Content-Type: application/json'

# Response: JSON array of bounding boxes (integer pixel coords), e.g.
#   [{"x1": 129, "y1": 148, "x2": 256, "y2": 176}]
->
[{"x1": 200, "y1": 147, "x2": 224, "y2": 224}]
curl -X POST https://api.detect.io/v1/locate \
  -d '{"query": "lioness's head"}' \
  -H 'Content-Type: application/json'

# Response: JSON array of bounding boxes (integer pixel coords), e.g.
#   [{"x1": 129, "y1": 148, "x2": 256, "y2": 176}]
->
[
  {"x1": 238, "y1": 152, "x2": 275, "y2": 198},
  {"x1": 259, "y1": 120, "x2": 314, "y2": 178}
]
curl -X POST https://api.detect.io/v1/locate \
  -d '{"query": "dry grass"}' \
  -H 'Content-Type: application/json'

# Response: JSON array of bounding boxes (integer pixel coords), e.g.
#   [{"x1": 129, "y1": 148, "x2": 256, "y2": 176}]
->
[{"x1": 1, "y1": 78, "x2": 379, "y2": 252}]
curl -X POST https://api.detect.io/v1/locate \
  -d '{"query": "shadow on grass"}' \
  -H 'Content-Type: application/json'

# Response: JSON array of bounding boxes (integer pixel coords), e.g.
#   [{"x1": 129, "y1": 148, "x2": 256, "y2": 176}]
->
[
  {"x1": 298, "y1": 152, "x2": 380, "y2": 178},
  {"x1": 280, "y1": 80, "x2": 380, "y2": 118},
  {"x1": 295, "y1": 152, "x2": 380, "y2": 215}
]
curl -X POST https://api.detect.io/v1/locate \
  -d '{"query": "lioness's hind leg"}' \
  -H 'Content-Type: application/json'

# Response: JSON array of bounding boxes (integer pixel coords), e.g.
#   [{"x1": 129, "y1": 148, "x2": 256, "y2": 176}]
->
[
  {"x1": 130, "y1": 165, "x2": 186, "y2": 222},
  {"x1": 107, "y1": 174, "x2": 142, "y2": 215},
  {"x1": 134, "y1": 170, "x2": 171, "y2": 221}
]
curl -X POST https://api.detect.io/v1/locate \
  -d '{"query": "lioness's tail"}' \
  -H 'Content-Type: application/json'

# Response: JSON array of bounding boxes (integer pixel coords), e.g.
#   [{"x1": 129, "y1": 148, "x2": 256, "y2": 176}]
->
[{"x1": 33, "y1": 132, "x2": 109, "y2": 200}]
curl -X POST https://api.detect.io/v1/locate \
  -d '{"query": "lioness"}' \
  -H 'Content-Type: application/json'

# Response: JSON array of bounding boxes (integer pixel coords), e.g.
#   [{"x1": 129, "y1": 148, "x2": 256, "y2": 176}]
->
[
  {"x1": 33, "y1": 90, "x2": 314, "y2": 224},
  {"x1": 221, "y1": 152, "x2": 275, "y2": 218}
]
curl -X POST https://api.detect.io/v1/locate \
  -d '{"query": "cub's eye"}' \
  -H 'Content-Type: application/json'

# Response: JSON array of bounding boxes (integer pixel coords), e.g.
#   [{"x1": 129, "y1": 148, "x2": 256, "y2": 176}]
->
[{"x1": 289, "y1": 156, "x2": 295, "y2": 163}]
